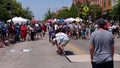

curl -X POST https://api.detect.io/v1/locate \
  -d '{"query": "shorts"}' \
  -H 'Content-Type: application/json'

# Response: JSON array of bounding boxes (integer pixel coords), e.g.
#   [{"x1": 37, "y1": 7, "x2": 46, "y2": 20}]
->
[
  {"x1": 60, "y1": 39, "x2": 70, "y2": 46},
  {"x1": 92, "y1": 61, "x2": 113, "y2": 68}
]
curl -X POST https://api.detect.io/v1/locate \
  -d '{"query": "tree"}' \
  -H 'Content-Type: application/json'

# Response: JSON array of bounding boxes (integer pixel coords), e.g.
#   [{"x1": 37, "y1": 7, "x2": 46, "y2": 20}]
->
[
  {"x1": 0, "y1": 0, "x2": 10, "y2": 21},
  {"x1": 109, "y1": 0, "x2": 120, "y2": 21},
  {"x1": 12, "y1": 0, "x2": 33, "y2": 20},
  {"x1": 88, "y1": 3, "x2": 102, "y2": 19},
  {"x1": 54, "y1": 3, "x2": 80, "y2": 19},
  {"x1": 44, "y1": 2, "x2": 101, "y2": 20},
  {"x1": 69, "y1": 3, "x2": 79, "y2": 17},
  {"x1": 44, "y1": 8, "x2": 55, "y2": 20},
  {"x1": 0, "y1": 0, "x2": 34, "y2": 21},
  {"x1": 23, "y1": 7, "x2": 34, "y2": 20}
]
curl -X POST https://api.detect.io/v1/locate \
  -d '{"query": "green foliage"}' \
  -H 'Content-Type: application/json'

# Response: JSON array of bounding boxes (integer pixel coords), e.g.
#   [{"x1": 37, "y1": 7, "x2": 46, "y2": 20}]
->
[
  {"x1": 55, "y1": 3, "x2": 81, "y2": 19},
  {"x1": 88, "y1": 3, "x2": 102, "y2": 19},
  {"x1": 69, "y1": 4, "x2": 79, "y2": 17},
  {"x1": 109, "y1": 0, "x2": 120, "y2": 20},
  {"x1": 44, "y1": 8, "x2": 54, "y2": 20},
  {"x1": 55, "y1": 9, "x2": 69, "y2": 18},
  {"x1": 23, "y1": 7, "x2": 34, "y2": 20},
  {"x1": 0, "y1": 0, "x2": 34, "y2": 21},
  {"x1": 0, "y1": 0, "x2": 9, "y2": 21},
  {"x1": 44, "y1": 2, "x2": 102, "y2": 20}
]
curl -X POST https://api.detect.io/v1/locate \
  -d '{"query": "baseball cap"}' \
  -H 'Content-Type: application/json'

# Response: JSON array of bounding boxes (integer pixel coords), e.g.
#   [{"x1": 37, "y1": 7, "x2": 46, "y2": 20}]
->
[{"x1": 97, "y1": 18, "x2": 105, "y2": 26}]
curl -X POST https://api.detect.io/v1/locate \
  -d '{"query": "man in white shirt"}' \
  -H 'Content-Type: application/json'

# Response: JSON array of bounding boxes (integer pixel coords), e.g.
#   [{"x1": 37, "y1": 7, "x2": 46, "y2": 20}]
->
[{"x1": 52, "y1": 32, "x2": 70, "y2": 55}]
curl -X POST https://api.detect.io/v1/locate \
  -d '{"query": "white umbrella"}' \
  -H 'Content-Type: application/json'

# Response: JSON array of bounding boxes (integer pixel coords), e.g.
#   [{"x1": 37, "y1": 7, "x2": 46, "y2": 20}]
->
[
  {"x1": 52, "y1": 18, "x2": 57, "y2": 23},
  {"x1": 75, "y1": 17, "x2": 83, "y2": 22},
  {"x1": 64, "y1": 18, "x2": 75, "y2": 22}
]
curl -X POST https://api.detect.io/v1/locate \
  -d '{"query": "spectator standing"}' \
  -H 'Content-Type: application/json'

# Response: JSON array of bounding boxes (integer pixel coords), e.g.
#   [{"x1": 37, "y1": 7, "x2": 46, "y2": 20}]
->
[
  {"x1": 20, "y1": 23, "x2": 27, "y2": 42},
  {"x1": 48, "y1": 23, "x2": 54, "y2": 42},
  {"x1": 30, "y1": 25, "x2": 35, "y2": 41},
  {"x1": 37, "y1": 24, "x2": 42, "y2": 39},
  {"x1": 89, "y1": 18, "x2": 115, "y2": 68},
  {"x1": 42, "y1": 24, "x2": 47, "y2": 37},
  {"x1": 1, "y1": 25, "x2": 7, "y2": 40},
  {"x1": 15, "y1": 26, "x2": 20, "y2": 42},
  {"x1": 112, "y1": 23, "x2": 117, "y2": 39}
]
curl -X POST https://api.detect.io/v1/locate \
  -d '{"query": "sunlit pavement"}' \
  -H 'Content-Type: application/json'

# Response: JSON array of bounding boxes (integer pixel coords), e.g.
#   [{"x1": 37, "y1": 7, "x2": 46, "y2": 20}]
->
[
  {"x1": 0, "y1": 34, "x2": 91, "y2": 68},
  {"x1": 0, "y1": 34, "x2": 119, "y2": 68}
]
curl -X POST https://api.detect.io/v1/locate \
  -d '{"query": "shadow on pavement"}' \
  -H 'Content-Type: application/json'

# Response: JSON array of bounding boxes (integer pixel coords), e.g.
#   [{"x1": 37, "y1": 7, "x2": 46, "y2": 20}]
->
[{"x1": 65, "y1": 50, "x2": 75, "y2": 55}]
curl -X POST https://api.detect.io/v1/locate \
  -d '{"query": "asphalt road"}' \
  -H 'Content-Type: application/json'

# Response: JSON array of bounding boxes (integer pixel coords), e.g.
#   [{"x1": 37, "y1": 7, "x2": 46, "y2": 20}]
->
[
  {"x1": 0, "y1": 34, "x2": 119, "y2": 68},
  {"x1": 0, "y1": 35, "x2": 91, "y2": 68},
  {"x1": 70, "y1": 38, "x2": 120, "y2": 54},
  {"x1": 69, "y1": 38, "x2": 120, "y2": 68}
]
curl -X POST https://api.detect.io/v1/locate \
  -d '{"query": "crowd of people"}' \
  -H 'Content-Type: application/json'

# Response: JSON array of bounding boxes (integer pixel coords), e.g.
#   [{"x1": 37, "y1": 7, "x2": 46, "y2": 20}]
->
[
  {"x1": 0, "y1": 22, "x2": 47, "y2": 47},
  {"x1": 0, "y1": 19, "x2": 120, "y2": 48},
  {"x1": 47, "y1": 19, "x2": 120, "y2": 42}
]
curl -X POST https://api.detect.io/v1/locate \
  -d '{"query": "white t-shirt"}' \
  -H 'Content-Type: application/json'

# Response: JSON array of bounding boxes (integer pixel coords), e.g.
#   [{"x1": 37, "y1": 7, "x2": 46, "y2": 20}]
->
[{"x1": 55, "y1": 32, "x2": 69, "y2": 44}]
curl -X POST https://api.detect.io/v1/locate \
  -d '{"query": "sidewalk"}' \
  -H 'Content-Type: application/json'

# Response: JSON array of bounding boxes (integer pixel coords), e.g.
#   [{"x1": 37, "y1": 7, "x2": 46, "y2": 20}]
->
[{"x1": 114, "y1": 38, "x2": 120, "y2": 54}]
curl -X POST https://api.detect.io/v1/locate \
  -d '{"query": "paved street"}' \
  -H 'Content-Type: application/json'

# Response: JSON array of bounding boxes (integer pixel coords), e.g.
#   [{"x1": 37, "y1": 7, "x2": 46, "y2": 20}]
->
[
  {"x1": 0, "y1": 34, "x2": 91, "y2": 68},
  {"x1": 0, "y1": 0, "x2": 120, "y2": 68},
  {"x1": 0, "y1": 34, "x2": 120, "y2": 68},
  {"x1": 69, "y1": 38, "x2": 120, "y2": 54},
  {"x1": 67, "y1": 38, "x2": 120, "y2": 68}
]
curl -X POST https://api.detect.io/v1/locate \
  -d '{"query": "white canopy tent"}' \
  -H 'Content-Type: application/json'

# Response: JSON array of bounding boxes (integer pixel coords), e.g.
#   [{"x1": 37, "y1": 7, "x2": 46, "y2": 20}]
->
[{"x1": 7, "y1": 17, "x2": 28, "y2": 24}]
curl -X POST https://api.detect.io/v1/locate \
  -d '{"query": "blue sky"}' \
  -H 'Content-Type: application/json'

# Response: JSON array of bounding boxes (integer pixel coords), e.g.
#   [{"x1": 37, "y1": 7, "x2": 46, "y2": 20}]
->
[{"x1": 17, "y1": 0, "x2": 72, "y2": 20}]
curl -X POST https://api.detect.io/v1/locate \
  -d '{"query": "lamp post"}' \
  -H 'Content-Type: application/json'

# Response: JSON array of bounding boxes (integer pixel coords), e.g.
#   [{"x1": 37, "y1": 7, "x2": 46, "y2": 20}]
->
[
  {"x1": 10, "y1": 0, "x2": 13, "y2": 24},
  {"x1": 6, "y1": 0, "x2": 13, "y2": 24}
]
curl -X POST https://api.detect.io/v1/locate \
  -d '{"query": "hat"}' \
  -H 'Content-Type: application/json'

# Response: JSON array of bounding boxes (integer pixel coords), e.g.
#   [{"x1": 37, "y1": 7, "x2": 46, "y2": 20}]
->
[{"x1": 97, "y1": 18, "x2": 105, "y2": 25}]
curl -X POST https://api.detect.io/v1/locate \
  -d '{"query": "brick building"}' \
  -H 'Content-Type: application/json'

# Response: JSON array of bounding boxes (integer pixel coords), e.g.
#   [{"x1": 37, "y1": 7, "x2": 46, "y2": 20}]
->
[
  {"x1": 73, "y1": 0, "x2": 117, "y2": 17},
  {"x1": 73, "y1": 0, "x2": 85, "y2": 4},
  {"x1": 73, "y1": 0, "x2": 95, "y2": 4},
  {"x1": 94, "y1": 0, "x2": 117, "y2": 16}
]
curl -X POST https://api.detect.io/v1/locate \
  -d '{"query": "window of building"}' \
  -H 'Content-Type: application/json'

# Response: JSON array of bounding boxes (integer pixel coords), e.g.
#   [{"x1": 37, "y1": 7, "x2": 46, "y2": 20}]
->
[
  {"x1": 113, "y1": 0, "x2": 116, "y2": 3},
  {"x1": 104, "y1": 0, "x2": 106, "y2": 7},
  {"x1": 108, "y1": 0, "x2": 111, "y2": 6}
]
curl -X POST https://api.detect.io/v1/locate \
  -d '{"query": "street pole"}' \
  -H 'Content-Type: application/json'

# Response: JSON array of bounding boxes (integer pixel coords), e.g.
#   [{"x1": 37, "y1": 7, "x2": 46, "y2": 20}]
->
[{"x1": 10, "y1": 0, "x2": 13, "y2": 24}]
